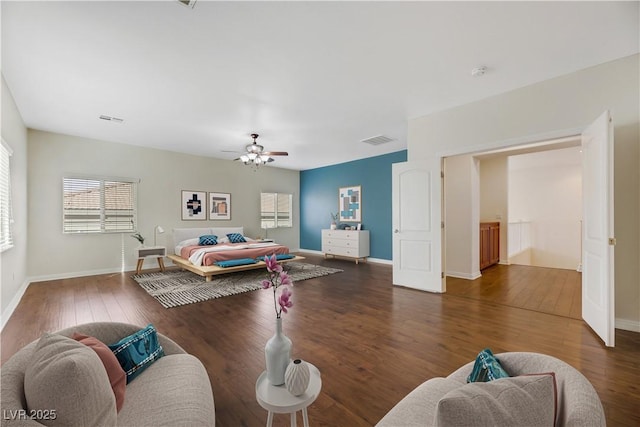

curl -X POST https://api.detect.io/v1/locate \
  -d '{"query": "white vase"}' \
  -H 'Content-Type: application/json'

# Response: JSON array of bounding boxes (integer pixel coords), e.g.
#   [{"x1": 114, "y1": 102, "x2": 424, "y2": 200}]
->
[
  {"x1": 330, "y1": 223, "x2": 337, "y2": 230},
  {"x1": 285, "y1": 359, "x2": 311, "y2": 396},
  {"x1": 265, "y1": 317, "x2": 292, "y2": 385}
]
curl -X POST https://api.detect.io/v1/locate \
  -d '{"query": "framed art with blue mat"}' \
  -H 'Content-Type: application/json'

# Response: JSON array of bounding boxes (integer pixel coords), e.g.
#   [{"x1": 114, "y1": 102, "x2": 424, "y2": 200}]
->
[{"x1": 339, "y1": 185, "x2": 361, "y2": 222}]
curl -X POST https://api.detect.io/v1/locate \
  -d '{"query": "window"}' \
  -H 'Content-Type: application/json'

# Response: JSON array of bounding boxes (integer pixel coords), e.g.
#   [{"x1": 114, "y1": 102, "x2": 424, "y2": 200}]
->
[
  {"x1": 63, "y1": 176, "x2": 138, "y2": 234},
  {"x1": 0, "y1": 140, "x2": 13, "y2": 252},
  {"x1": 260, "y1": 193, "x2": 293, "y2": 229}
]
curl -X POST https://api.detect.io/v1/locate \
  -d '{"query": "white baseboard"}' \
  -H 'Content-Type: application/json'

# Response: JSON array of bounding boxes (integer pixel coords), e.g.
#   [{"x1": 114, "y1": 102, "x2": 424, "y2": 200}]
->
[
  {"x1": 446, "y1": 270, "x2": 482, "y2": 280},
  {"x1": 297, "y1": 249, "x2": 392, "y2": 265},
  {"x1": 28, "y1": 265, "x2": 138, "y2": 284},
  {"x1": 1, "y1": 278, "x2": 30, "y2": 332},
  {"x1": 297, "y1": 249, "x2": 323, "y2": 256},
  {"x1": 616, "y1": 318, "x2": 640, "y2": 333}
]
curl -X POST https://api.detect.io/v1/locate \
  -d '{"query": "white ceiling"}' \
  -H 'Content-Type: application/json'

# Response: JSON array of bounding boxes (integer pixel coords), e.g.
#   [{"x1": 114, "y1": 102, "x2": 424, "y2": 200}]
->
[{"x1": 2, "y1": 1, "x2": 638, "y2": 171}]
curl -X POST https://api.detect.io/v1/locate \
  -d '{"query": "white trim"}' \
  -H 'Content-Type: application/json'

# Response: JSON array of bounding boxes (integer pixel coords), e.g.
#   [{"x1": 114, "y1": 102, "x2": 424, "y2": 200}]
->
[
  {"x1": 1, "y1": 278, "x2": 29, "y2": 331},
  {"x1": 63, "y1": 173, "x2": 140, "y2": 183},
  {"x1": 28, "y1": 265, "x2": 138, "y2": 284},
  {"x1": 446, "y1": 270, "x2": 482, "y2": 280},
  {"x1": 433, "y1": 127, "x2": 584, "y2": 159},
  {"x1": 615, "y1": 318, "x2": 640, "y2": 333},
  {"x1": 298, "y1": 249, "x2": 392, "y2": 265}
]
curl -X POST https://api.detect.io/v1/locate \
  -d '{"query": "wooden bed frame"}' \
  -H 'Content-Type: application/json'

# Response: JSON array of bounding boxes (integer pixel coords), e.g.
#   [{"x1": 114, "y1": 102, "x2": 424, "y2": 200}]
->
[{"x1": 167, "y1": 254, "x2": 305, "y2": 282}]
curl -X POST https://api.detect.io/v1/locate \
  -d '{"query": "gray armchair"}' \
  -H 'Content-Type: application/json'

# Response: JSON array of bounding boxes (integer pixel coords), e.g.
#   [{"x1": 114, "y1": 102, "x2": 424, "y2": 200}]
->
[{"x1": 1, "y1": 322, "x2": 215, "y2": 427}]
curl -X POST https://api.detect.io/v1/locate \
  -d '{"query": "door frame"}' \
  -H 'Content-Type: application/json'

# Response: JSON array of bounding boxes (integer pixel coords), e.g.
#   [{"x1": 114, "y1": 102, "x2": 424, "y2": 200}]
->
[{"x1": 434, "y1": 127, "x2": 584, "y2": 290}]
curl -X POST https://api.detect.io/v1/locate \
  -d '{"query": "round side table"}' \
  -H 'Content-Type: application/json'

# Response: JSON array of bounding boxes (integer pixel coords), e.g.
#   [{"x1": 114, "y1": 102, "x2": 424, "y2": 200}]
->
[{"x1": 255, "y1": 362, "x2": 322, "y2": 427}]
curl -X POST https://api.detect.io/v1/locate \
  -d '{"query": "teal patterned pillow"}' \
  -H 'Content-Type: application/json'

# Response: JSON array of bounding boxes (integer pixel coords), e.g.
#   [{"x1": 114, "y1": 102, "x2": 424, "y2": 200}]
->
[
  {"x1": 199, "y1": 235, "x2": 218, "y2": 246},
  {"x1": 467, "y1": 348, "x2": 510, "y2": 382},
  {"x1": 226, "y1": 233, "x2": 246, "y2": 243},
  {"x1": 108, "y1": 324, "x2": 164, "y2": 383}
]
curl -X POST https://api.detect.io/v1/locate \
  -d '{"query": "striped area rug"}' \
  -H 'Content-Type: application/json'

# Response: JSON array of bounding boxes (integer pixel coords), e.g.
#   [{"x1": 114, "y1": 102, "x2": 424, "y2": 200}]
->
[{"x1": 132, "y1": 262, "x2": 343, "y2": 308}]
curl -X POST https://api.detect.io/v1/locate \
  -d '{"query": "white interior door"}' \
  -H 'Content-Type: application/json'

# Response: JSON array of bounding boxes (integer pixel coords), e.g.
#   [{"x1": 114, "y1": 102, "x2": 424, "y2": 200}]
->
[
  {"x1": 582, "y1": 110, "x2": 615, "y2": 347},
  {"x1": 392, "y1": 161, "x2": 444, "y2": 292}
]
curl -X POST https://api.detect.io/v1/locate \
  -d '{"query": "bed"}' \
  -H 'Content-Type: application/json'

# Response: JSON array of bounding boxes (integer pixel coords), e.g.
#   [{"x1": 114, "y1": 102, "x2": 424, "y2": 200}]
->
[{"x1": 166, "y1": 227, "x2": 304, "y2": 281}]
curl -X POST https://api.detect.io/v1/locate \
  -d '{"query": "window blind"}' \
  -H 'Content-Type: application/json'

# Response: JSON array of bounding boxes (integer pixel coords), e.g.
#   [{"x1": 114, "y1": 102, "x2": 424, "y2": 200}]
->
[
  {"x1": 0, "y1": 141, "x2": 13, "y2": 252},
  {"x1": 260, "y1": 192, "x2": 292, "y2": 229},
  {"x1": 63, "y1": 177, "x2": 138, "y2": 234}
]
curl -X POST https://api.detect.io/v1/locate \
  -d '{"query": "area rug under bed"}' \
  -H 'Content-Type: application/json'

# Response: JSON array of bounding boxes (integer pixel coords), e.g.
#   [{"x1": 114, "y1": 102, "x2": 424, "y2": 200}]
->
[{"x1": 132, "y1": 262, "x2": 343, "y2": 308}]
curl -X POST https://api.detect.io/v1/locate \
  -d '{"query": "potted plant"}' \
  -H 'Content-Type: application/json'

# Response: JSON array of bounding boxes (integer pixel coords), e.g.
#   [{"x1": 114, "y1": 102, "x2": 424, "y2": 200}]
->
[
  {"x1": 330, "y1": 212, "x2": 339, "y2": 230},
  {"x1": 131, "y1": 232, "x2": 145, "y2": 247}
]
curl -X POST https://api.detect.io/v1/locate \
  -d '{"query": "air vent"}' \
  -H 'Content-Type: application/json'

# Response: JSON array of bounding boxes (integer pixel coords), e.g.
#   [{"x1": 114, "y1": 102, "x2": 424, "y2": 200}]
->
[
  {"x1": 361, "y1": 135, "x2": 394, "y2": 146},
  {"x1": 99, "y1": 115, "x2": 124, "y2": 123},
  {"x1": 177, "y1": 0, "x2": 197, "y2": 8}
]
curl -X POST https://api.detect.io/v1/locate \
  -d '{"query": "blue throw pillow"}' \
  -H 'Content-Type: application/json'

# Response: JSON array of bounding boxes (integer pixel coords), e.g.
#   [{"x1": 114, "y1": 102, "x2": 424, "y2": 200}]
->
[
  {"x1": 467, "y1": 348, "x2": 510, "y2": 383},
  {"x1": 108, "y1": 324, "x2": 164, "y2": 384},
  {"x1": 216, "y1": 258, "x2": 257, "y2": 268},
  {"x1": 226, "y1": 233, "x2": 246, "y2": 243},
  {"x1": 199, "y1": 235, "x2": 218, "y2": 246}
]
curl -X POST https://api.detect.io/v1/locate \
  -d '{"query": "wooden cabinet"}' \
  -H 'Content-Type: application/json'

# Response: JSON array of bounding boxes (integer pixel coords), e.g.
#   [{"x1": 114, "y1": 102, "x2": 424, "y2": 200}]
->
[
  {"x1": 480, "y1": 222, "x2": 500, "y2": 270},
  {"x1": 321, "y1": 229, "x2": 370, "y2": 264}
]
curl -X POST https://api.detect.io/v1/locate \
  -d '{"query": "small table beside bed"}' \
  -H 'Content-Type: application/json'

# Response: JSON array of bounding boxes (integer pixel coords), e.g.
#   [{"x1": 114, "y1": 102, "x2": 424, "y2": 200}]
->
[{"x1": 166, "y1": 227, "x2": 304, "y2": 282}]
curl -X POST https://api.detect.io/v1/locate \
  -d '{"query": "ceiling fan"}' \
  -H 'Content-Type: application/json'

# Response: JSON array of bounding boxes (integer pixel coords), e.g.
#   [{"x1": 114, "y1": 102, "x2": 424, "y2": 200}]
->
[{"x1": 235, "y1": 133, "x2": 288, "y2": 167}]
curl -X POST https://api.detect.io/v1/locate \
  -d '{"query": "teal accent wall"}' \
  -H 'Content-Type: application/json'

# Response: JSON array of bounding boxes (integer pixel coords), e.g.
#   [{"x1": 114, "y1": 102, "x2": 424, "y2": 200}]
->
[{"x1": 300, "y1": 150, "x2": 407, "y2": 260}]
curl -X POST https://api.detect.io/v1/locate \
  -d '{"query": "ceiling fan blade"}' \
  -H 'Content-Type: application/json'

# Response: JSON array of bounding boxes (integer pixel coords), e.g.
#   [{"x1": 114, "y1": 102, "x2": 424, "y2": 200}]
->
[{"x1": 262, "y1": 151, "x2": 288, "y2": 156}]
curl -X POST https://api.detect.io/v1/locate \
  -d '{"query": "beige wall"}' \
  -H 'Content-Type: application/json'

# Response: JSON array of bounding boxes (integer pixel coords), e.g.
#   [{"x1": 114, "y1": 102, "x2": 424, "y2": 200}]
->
[
  {"x1": 27, "y1": 130, "x2": 300, "y2": 280},
  {"x1": 444, "y1": 155, "x2": 480, "y2": 279},
  {"x1": 1, "y1": 75, "x2": 28, "y2": 323},
  {"x1": 409, "y1": 54, "x2": 640, "y2": 330},
  {"x1": 508, "y1": 147, "x2": 582, "y2": 270},
  {"x1": 479, "y1": 156, "x2": 508, "y2": 264}
]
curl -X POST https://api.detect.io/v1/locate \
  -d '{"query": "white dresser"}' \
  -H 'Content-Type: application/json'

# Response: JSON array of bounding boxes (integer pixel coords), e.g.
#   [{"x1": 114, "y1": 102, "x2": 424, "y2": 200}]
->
[{"x1": 321, "y1": 229, "x2": 370, "y2": 264}]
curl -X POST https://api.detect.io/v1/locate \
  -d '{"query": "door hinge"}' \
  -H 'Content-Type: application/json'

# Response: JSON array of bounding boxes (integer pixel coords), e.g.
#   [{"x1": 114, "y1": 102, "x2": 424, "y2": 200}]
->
[
  {"x1": 441, "y1": 272, "x2": 445, "y2": 279},
  {"x1": 441, "y1": 221, "x2": 445, "y2": 229},
  {"x1": 608, "y1": 237, "x2": 617, "y2": 246},
  {"x1": 441, "y1": 171, "x2": 444, "y2": 178}
]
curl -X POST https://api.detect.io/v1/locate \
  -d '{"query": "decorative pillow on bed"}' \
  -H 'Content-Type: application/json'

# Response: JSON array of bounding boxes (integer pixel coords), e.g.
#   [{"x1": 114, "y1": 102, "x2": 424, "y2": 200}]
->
[
  {"x1": 226, "y1": 233, "x2": 247, "y2": 243},
  {"x1": 198, "y1": 235, "x2": 218, "y2": 246}
]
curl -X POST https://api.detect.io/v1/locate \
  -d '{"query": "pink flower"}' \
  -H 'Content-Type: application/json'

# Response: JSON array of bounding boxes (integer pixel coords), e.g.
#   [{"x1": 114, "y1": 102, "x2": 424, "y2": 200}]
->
[
  {"x1": 265, "y1": 254, "x2": 282, "y2": 273},
  {"x1": 279, "y1": 271, "x2": 292, "y2": 286},
  {"x1": 278, "y1": 287, "x2": 293, "y2": 314},
  {"x1": 261, "y1": 254, "x2": 296, "y2": 318}
]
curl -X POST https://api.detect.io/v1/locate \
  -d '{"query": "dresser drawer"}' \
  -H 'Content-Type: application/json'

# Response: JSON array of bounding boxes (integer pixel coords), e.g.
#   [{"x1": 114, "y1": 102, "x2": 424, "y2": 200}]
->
[
  {"x1": 323, "y1": 246, "x2": 360, "y2": 257},
  {"x1": 322, "y1": 230, "x2": 360, "y2": 241},
  {"x1": 322, "y1": 237, "x2": 360, "y2": 250}
]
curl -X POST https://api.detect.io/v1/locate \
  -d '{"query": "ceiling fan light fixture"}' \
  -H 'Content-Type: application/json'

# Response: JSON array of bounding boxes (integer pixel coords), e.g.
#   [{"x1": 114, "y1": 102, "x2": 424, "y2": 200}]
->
[{"x1": 235, "y1": 133, "x2": 288, "y2": 168}]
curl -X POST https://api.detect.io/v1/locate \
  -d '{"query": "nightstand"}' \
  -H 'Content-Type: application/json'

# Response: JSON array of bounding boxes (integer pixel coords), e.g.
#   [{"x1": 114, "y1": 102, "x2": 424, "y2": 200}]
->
[{"x1": 135, "y1": 246, "x2": 166, "y2": 274}]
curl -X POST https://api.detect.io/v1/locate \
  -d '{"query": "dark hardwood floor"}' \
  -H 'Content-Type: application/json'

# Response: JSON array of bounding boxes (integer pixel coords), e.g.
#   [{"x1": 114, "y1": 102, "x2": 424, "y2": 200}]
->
[
  {"x1": 447, "y1": 263, "x2": 582, "y2": 320},
  {"x1": 2, "y1": 254, "x2": 639, "y2": 426}
]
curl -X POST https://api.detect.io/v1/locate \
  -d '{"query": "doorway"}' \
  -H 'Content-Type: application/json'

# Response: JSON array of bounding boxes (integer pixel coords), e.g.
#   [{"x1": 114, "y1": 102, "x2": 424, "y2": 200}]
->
[{"x1": 443, "y1": 138, "x2": 583, "y2": 318}]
